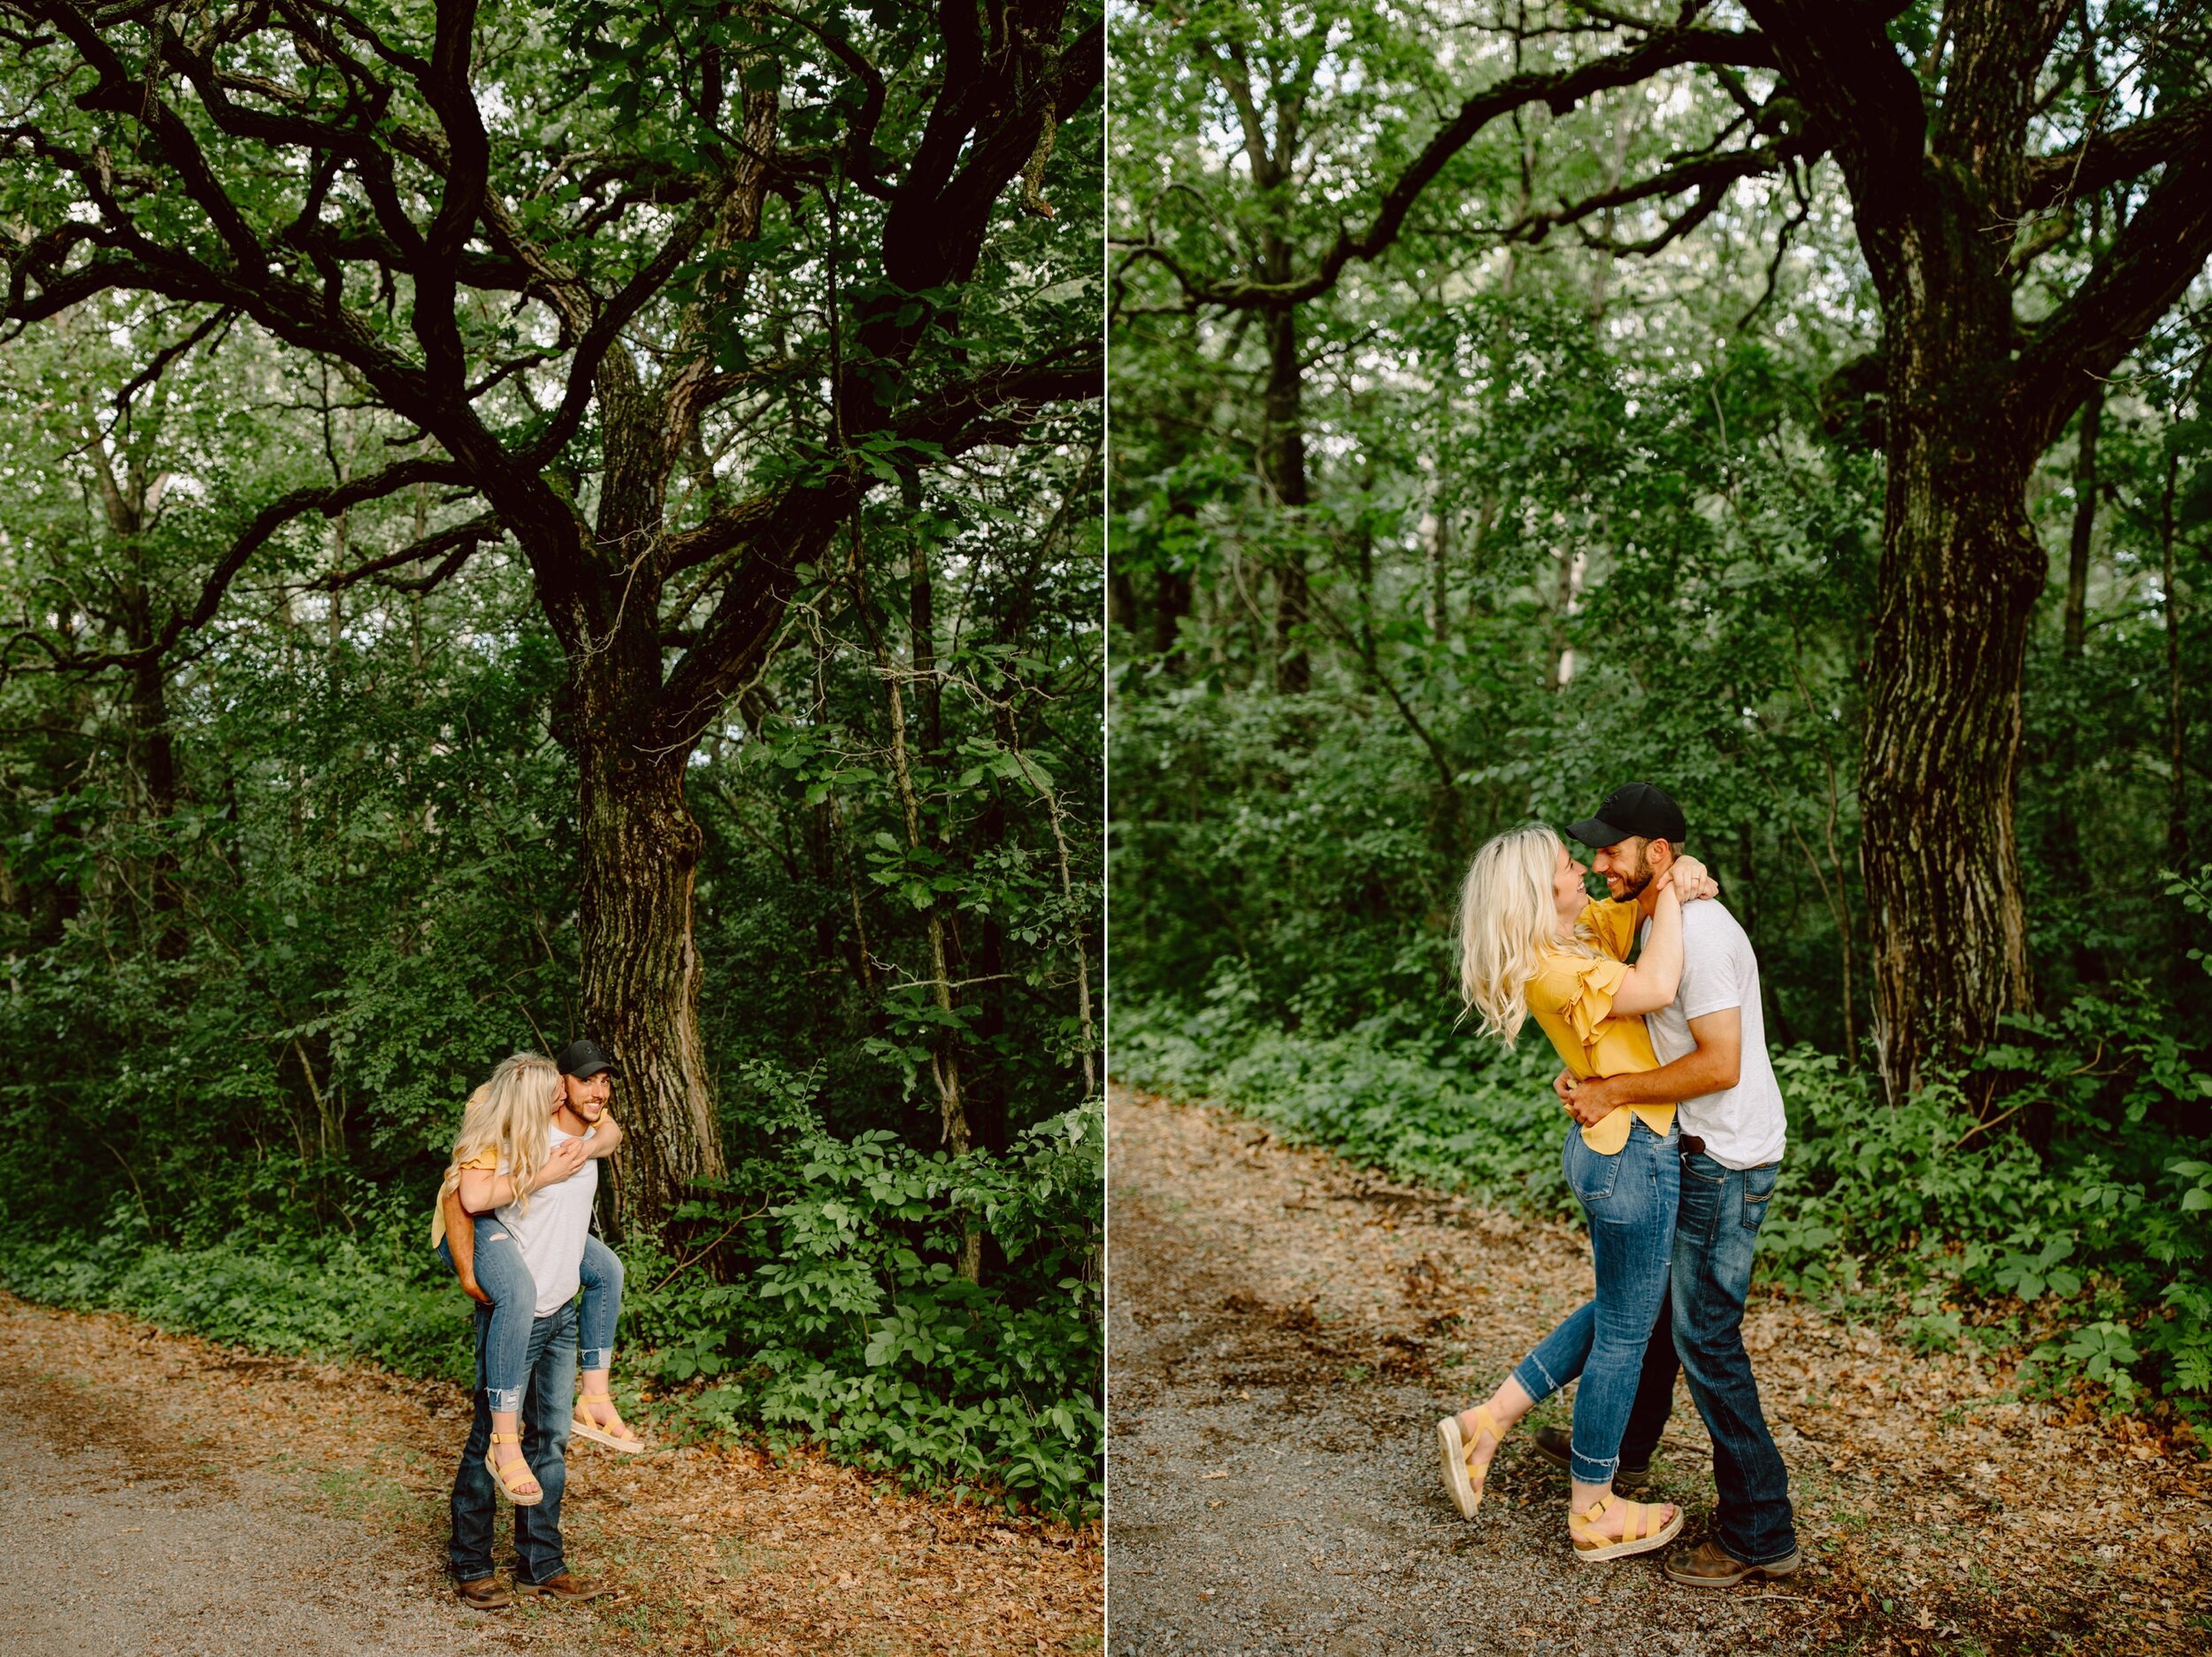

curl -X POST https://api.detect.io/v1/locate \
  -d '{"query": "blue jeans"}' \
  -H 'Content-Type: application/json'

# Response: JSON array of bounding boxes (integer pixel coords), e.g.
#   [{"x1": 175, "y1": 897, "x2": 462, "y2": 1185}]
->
[
  {"x1": 450, "y1": 1300, "x2": 576, "y2": 1585},
  {"x1": 1510, "y1": 1117, "x2": 1680, "y2": 1484},
  {"x1": 438, "y1": 1222, "x2": 625, "y2": 1410},
  {"x1": 576, "y1": 1237, "x2": 623, "y2": 1373},
  {"x1": 1619, "y1": 1148, "x2": 1797, "y2": 1565},
  {"x1": 439, "y1": 1216, "x2": 532, "y2": 1413}
]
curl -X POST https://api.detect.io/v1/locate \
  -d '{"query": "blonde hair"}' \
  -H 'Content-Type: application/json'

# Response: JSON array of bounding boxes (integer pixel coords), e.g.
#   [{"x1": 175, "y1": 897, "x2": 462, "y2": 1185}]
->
[
  {"x1": 1456, "y1": 823, "x2": 1594, "y2": 1043},
  {"x1": 438, "y1": 1052, "x2": 561, "y2": 1216}
]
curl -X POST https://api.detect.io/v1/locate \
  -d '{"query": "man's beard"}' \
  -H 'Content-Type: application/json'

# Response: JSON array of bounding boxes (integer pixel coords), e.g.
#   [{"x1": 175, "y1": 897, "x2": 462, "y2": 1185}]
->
[{"x1": 1609, "y1": 853, "x2": 1653, "y2": 900}]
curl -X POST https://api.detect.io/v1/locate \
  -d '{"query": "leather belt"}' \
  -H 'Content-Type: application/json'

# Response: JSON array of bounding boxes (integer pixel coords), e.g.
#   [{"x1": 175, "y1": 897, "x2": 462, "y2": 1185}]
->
[{"x1": 1680, "y1": 1134, "x2": 1707, "y2": 1155}]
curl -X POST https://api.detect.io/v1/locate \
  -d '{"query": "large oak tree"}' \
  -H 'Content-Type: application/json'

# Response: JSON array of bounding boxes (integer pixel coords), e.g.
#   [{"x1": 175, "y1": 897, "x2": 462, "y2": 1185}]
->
[
  {"x1": 1117, "y1": 0, "x2": 2212, "y2": 1104},
  {"x1": 1, "y1": 0, "x2": 1102, "y2": 1229}
]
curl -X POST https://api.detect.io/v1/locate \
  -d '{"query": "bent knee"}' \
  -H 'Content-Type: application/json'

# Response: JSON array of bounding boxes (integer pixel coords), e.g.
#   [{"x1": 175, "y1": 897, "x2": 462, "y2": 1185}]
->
[{"x1": 583, "y1": 1241, "x2": 625, "y2": 1292}]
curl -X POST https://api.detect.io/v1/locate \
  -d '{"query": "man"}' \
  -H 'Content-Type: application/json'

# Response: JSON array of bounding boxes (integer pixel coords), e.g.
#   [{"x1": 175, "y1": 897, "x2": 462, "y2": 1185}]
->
[
  {"x1": 1537, "y1": 782, "x2": 1800, "y2": 1588},
  {"x1": 445, "y1": 1038, "x2": 625, "y2": 1609}
]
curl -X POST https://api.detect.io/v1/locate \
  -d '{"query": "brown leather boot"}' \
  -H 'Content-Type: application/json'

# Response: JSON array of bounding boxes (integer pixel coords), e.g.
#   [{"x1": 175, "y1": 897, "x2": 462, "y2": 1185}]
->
[
  {"x1": 1663, "y1": 1538, "x2": 1801, "y2": 1588},
  {"x1": 454, "y1": 1576, "x2": 511, "y2": 1610},
  {"x1": 520, "y1": 1571, "x2": 615, "y2": 1602},
  {"x1": 1531, "y1": 1424, "x2": 1651, "y2": 1490}
]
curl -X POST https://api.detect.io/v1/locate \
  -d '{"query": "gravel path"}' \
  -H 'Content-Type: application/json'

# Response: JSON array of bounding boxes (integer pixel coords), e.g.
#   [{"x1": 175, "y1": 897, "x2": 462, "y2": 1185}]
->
[
  {"x1": 1, "y1": 1315, "x2": 531, "y2": 1657},
  {"x1": 1105, "y1": 1085, "x2": 2212, "y2": 1657}
]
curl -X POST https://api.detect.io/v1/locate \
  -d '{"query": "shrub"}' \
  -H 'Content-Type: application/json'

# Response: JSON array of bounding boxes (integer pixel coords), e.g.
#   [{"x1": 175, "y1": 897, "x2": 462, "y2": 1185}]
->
[{"x1": 625, "y1": 1099, "x2": 1104, "y2": 1519}]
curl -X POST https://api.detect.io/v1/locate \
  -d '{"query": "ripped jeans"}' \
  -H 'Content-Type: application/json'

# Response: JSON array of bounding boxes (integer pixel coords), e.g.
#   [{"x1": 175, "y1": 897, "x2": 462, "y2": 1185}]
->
[{"x1": 438, "y1": 1216, "x2": 625, "y2": 1412}]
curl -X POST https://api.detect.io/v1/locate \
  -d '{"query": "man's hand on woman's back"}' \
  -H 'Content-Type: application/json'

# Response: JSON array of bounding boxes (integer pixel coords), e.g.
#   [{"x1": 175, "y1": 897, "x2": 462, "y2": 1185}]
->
[{"x1": 1554, "y1": 1068, "x2": 1616, "y2": 1126}]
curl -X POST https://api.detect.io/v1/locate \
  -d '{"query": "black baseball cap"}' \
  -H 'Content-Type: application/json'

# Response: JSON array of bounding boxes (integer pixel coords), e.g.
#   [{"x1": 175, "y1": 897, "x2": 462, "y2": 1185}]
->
[
  {"x1": 556, "y1": 1039, "x2": 617, "y2": 1079},
  {"x1": 1566, "y1": 782, "x2": 1687, "y2": 849}
]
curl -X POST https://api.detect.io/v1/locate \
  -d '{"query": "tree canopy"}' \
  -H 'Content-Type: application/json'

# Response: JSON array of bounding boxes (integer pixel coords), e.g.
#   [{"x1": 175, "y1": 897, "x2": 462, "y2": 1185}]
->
[{"x1": 1, "y1": 0, "x2": 1102, "y2": 1229}]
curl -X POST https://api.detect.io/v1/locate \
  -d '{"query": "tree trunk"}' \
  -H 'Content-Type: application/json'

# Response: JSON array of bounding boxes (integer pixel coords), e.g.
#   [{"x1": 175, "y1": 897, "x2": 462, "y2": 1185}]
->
[
  {"x1": 1154, "y1": 565, "x2": 1192, "y2": 663},
  {"x1": 871, "y1": 598, "x2": 979, "y2": 1277},
  {"x1": 563, "y1": 368, "x2": 728, "y2": 1231},
  {"x1": 2062, "y1": 379, "x2": 2102, "y2": 661},
  {"x1": 1751, "y1": 1, "x2": 2212, "y2": 1107},
  {"x1": 1859, "y1": 316, "x2": 2044, "y2": 1102},
  {"x1": 906, "y1": 476, "x2": 943, "y2": 755},
  {"x1": 968, "y1": 791, "x2": 1011, "y2": 1157},
  {"x1": 1263, "y1": 299, "x2": 1310, "y2": 693},
  {"x1": 2049, "y1": 379, "x2": 2104, "y2": 996},
  {"x1": 576, "y1": 741, "x2": 723, "y2": 1236},
  {"x1": 128, "y1": 664, "x2": 177, "y2": 812},
  {"x1": 125, "y1": 641, "x2": 186, "y2": 955},
  {"x1": 1541, "y1": 548, "x2": 1584, "y2": 692},
  {"x1": 807, "y1": 796, "x2": 841, "y2": 973},
  {"x1": 2160, "y1": 452, "x2": 2189, "y2": 954},
  {"x1": 1109, "y1": 568, "x2": 1138, "y2": 633},
  {"x1": 1824, "y1": 21, "x2": 2062, "y2": 1106},
  {"x1": 82, "y1": 417, "x2": 181, "y2": 936},
  {"x1": 1423, "y1": 497, "x2": 1448, "y2": 639}
]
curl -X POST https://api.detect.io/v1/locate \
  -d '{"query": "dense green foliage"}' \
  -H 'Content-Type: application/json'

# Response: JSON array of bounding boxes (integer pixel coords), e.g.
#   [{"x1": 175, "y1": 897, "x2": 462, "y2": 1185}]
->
[
  {"x1": 1109, "y1": 3, "x2": 2212, "y2": 1433},
  {"x1": 0, "y1": 0, "x2": 1102, "y2": 1517},
  {"x1": 632, "y1": 1082, "x2": 1102, "y2": 1514}
]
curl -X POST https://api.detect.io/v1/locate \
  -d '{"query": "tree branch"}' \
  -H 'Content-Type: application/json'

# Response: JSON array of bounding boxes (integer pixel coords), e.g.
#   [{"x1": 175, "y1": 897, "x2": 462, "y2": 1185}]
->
[
  {"x1": 892, "y1": 351, "x2": 1104, "y2": 451},
  {"x1": 2020, "y1": 93, "x2": 2212, "y2": 212},
  {"x1": 652, "y1": 338, "x2": 1100, "y2": 755},
  {"x1": 111, "y1": 305, "x2": 236, "y2": 430},
  {"x1": 5, "y1": 458, "x2": 469, "y2": 673},
  {"x1": 1736, "y1": 1, "x2": 1925, "y2": 249},
  {"x1": 1507, "y1": 133, "x2": 1817, "y2": 249},
  {"x1": 761, "y1": 0, "x2": 892, "y2": 199},
  {"x1": 306, "y1": 510, "x2": 503, "y2": 592},
  {"x1": 1121, "y1": 23, "x2": 1777, "y2": 310},
  {"x1": 32, "y1": 1, "x2": 271, "y2": 277},
  {"x1": 2010, "y1": 137, "x2": 2212, "y2": 451},
  {"x1": 517, "y1": 178, "x2": 739, "y2": 469},
  {"x1": 411, "y1": 0, "x2": 493, "y2": 392}
]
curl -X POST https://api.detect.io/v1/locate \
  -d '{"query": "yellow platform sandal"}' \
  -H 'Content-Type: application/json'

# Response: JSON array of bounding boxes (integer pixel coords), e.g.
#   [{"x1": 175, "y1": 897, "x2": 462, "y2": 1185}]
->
[
  {"x1": 1570, "y1": 1492, "x2": 1682, "y2": 1563},
  {"x1": 485, "y1": 1432, "x2": 544, "y2": 1505},
  {"x1": 572, "y1": 1393, "x2": 647, "y2": 1454},
  {"x1": 1434, "y1": 1404, "x2": 1504, "y2": 1519}
]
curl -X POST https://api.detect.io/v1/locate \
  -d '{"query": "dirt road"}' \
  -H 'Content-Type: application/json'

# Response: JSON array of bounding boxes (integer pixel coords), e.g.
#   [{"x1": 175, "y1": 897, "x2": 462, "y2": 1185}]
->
[
  {"x1": 0, "y1": 1292, "x2": 1101, "y2": 1657},
  {"x1": 1106, "y1": 1085, "x2": 2211, "y2": 1656}
]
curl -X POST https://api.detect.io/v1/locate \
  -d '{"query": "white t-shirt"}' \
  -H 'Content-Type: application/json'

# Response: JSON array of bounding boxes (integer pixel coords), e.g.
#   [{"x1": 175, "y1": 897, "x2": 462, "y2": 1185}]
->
[
  {"x1": 1640, "y1": 901, "x2": 1786, "y2": 1170},
  {"x1": 496, "y1": 1124, "x2": 599, "y2": 1318}
]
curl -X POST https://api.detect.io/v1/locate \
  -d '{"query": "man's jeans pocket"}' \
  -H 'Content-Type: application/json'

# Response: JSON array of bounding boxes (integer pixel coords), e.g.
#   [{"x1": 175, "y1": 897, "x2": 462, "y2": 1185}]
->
[
  {"x1": 1681, "y1": 1153, "x2": 1727, "y2": 1187},
  {"x1": 1741, "y1": 1162, "x2": 1780, "y2": 1231}
]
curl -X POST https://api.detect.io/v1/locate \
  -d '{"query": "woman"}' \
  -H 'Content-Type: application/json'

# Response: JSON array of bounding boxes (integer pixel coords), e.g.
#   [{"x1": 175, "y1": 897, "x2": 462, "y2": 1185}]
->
[
  {"x1": 1435, "y1": 824, "x2": 1709, "y2": 1562},
  {"x1": 432, "y1": 1053, "x2": 641, "y2": 1506}
]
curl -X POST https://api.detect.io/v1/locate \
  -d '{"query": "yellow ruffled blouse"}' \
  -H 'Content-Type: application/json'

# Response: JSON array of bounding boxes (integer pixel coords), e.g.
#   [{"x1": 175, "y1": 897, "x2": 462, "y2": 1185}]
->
[
  {"x1": 428, "y1": 1144, "x2": 500, "y2": 1250},
  {"x1": 1525, "y1": 899, "x2": 1676, "y2": 1155}
]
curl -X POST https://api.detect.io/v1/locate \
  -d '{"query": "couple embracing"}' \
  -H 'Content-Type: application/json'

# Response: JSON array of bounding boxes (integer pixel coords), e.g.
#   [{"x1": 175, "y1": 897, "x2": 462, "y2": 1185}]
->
[
  {"x1": 430, "y1": 1038, "x2": 649, "y2": 1608},
  {"x1": 1438, "y1": 783, "x2": 1798, "y2": 1586}
]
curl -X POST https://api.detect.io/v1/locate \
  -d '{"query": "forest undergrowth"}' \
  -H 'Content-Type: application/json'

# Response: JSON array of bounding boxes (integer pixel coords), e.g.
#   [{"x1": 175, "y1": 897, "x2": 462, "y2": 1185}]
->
[
  {"x1": 1113, "y1": 977, "x2": 2212, "y2": 1450},
  {"x1": 0, "y1": 1091, "x2": 1103, "y2": 1523}
]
